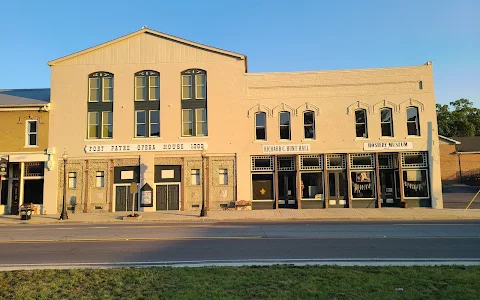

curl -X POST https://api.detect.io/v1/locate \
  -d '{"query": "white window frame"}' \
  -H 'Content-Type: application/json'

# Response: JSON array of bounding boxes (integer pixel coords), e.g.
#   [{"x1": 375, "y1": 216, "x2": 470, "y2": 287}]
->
[
  {"x1": 303, "y1": 110, "x2": 316, "y2": 140},
  {"x1": 182, "y1": 109, "x2": 193, "y2": 137},
  {"x1": 326, "y1": 154, "x2": 346, "y2": 170},
  {"x1": 191, "y1": 169, "x2": 200, "y2": 185},
  {"x1": 195, "y1": 108, "x2": 207, "y2": 136},
  {"x1": 219, "y1": 168, "x2": 228, "y2": 185},
  {"x1": 349, "y1": 153, "x2": 375, "y2": 169},
  {"x1": 181, "y1": 75, "x2": 192, "y2": 100},
  {"x1": 101, "y1": 111, "x2": 113, "y2": 139},
  {"x1": 195, "y1": 74, "x2": 206, "y2": 99},
  {"x1": 87, "y1": 111, "x2": 99, "y2": 139},
  {"x1": 406, "y1": 106, "x2": 420, "y2": 136},
  {"x1": 135, "y1": 110, "x2": 147, "y2": 137},
  {"x1": 254, "y1": 112, "x2": 267, "y2": 141},
  {"x1": 300, "y1": 155, "x2": 323, "y2": 171},
  {"x1": 277, "y1": 156, "x2": 295, "y2": 171},
  {"x1": 380, "y1": 107, "x2": 394, "y2": 137},
  {"x1": 251, "y1": 156, "x2": 275, "y2": 172},
  {"x1": 88, "y1": 78, "x2": 100, "y2": 102},
  {"x1": 25, "y1": 120, "x2": 38, "y2": 147},
  {"x1": 135, "y1": 76, "x2": 146, "y2": 101},
  {"x1": 96, "y1": 171, "x2": 105, "y2": 188},
  {"x1": 279, "y1": 111, "x2": 291, "y2": 140},
  {"x1": 102, "y1": 77, "x2": 113, "y2": 102},
  {"x1": 148, "y1": 76, "x2": 160, "y2": 101},
  {"x1": 149, "y1": 110, "x2": 160, "y2": 137},
  {"x1": 355, "y1": 109, "x2": 368, "y2": 138},
  {"x1": 68, "y1": 172, "x2": 77, "y2": 188}
]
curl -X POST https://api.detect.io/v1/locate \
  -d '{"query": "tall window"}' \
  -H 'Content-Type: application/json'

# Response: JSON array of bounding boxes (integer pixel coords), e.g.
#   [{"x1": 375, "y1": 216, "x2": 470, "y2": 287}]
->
[
  {"x1": 181, "y1": 69, "x2": 207, "y2": 136},
  {"x1": 380, "y1": 108, "x2": 393, "y2": 137},
  {"x1": 219, "y1": 169, "x2": 228, "y2": 185},
  {"x1": 303, "y1": 111, "x2": 315, "y2": 139},
  {"x1": 279, "y1": 111, "x2": 291, "y2": 140},
  {"x1": 26, "y1": 120, "x2": 38, "y2": 146},
  {"x1": 87, "y1": 72, "x2": 114, "y2": 139},
  {"x1": 191, "y1": 169, "x2": 200, "y2": 185},
  {"x1": 68, "y1": 172, "x2": 77, "y2": 188},
  {"x1": 96, "y1": 171, "x2": 105, "y2": 188},
  {"x1": 355, "y1": 109, "x2": 368, "y2": 138},
  {"x1": 406, "y1": 106, "x2": 420, "y2": 136},
  {"x1": 134, "y1": 70, "x2": 160, "y2": 137},
  {"x1": 255, "y1": 112, "x2": 267, "y2": 140}
]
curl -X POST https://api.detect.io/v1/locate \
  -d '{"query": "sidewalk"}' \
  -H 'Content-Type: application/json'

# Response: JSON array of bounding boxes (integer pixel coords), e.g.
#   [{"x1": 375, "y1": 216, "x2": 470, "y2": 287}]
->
[{"x1": 1, "y1": 208, "x2": 480, "y2": 225}]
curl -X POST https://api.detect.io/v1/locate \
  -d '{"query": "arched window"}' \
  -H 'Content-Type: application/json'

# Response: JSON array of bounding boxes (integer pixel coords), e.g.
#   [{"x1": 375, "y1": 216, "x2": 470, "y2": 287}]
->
[
  {"x1": 134, "y1": 70, "x2": 160, "y2": 138},
  {"x1": 380, "y1": 107, "x2": 393, "y2": 137},
  {"x1": 255, "y1": 112, "x2": 267, "y2": 141},
  {"x1": 406, "y1": 106, "x2": 420, "y2": 136},
  {"x1": 87, "y1": 71, "x2": 113, "y2": 139},
  {"x1": 355, "y1": 109, "x2": 368, "y2": 138},
  {"x1": 279, "y1": 111, "x2": 291, "y2": 140},
  {"x1": 303, "y1": 110, "x2": 315, "y2": 139},
  {"x1": 181, "y1": 69, "x2": 207, "y2": 136}
]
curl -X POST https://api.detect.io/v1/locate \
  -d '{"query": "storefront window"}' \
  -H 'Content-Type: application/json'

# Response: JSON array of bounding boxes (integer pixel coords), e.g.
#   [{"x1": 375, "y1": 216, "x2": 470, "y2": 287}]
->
[
  {"x1": 351, "y1": 171, "x2": 375, "y2": 198},
  {"x1": 301, "y1": 173, "x2": 323, "y2": 199},
  {"x1": 252, "y1": 174, "x2": 274, "y2": 200},
  {"x1": 403, "y1": 170, "x2": 429, "y2": 198}
]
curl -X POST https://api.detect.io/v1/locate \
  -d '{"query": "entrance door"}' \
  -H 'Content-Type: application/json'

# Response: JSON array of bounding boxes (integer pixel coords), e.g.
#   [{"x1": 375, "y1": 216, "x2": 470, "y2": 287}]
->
[
  {"x1": 327, "y1": 171, "x2": 347, "y2": 208},
  {"x1": 115, "y1": 185, "x2": 137, "y2": 212},
  {"x1": 10, "y1": 180, "x2": 20, "y2": 214},
  {"x1": 278, "y1": 172, "x2": 297, "y2": 208},
  {"x1": 380, "y1": 170, "x2": 395, "y2": 206},
  {"x1": 156, "y1": 184, "x2": 180, "y2": 211}
]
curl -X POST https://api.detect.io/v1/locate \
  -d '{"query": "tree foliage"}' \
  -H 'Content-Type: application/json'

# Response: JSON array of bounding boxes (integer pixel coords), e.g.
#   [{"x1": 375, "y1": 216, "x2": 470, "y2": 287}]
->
[{"x1": 436, "y1": 99, "x2": 480, "y2": 137}]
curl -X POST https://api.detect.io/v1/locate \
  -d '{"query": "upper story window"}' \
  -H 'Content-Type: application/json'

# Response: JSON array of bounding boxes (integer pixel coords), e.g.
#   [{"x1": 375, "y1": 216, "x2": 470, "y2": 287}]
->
[
  {"x1": 279, "y1": 111, "x2": 291, "y2": 140},
  {"x1": 134, "y1": 71, "x2": 160, "y2": 138},
  {"x1": 26, "y1": 120, "x2": 38, "y2": 146},
  {"x1": 181, "y1": 69, "x2": 207, "y2": 137},
  {"x1": 255, "y1": 112, "x2": 267, "y2": 141},
  {"x1": 303, "y1": 111, "x2": 315, "y2": 139},
  {"x1": 380, "y1": 108, "x2": 394, "y2": 137},
  {"x1": 87, "y1": 72, "x2": 114, "y2": 139},
  {"x1": 355, "y1": 109, "x2": 368, "y2": 138},
  {"x1": 406, "y1": 106, "x2": 420, "y2": 136}
]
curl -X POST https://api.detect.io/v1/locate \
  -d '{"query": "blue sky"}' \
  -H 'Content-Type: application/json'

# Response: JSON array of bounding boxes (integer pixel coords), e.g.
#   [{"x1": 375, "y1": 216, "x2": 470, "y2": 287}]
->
[{"x1": 0, "y1": 0, "x2": 478, "y2": 107}]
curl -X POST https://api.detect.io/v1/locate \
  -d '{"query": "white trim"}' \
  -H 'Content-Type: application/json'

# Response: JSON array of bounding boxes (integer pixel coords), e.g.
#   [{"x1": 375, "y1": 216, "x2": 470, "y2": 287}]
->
[
  {"x1": 457, "y1": 151, "x2": 480, "y2": 154},
  {"x1": 195, "y1": 108, "x2": 207, "y2": 137},
  {"x1": 254, "y1": 112, "x2": 267, "y2": 141},
  {"x1": 102, "y1": 77, "x2": 113, "y2": 102},
  {"x1": 195, "y1": 74, "x2": 206, "y2": 100},
  {"x1": 181, "y1": 109, "x2": 193, "y2": 137},
  {"x1": 379, "y1": 107, "x2": 394, "y2": 138},
  {"x1": 101, "y1": 111, "x2": 113, "y2": 139},
  {"x1": 25, "y1": 120, "x2": 38, "y2": 147},
  {"x1": 302, "y1": 110, "x2": 316, "y2": 140},
  {"x1": 135, "y1": 110, "x2": 147, "y2": 137},
  {"x1": 87, "y1": 111, "x2": 99, "y2": 139},
  {"x1": 438, "y1": 135, "x2": 461, "y2": 145},
  {"x1": 278, "y1": 111, "x2": 291, "y2": 141},
  {"x1": 181, "y1": 75, "x2": 192, "y2": 100},
  {"x1": 149, "y1": 110, "x2": 160, "y2": 138},
  {"x1": 148, "y1": 75, "x2": 160, "y2": 101},
  {"x1": 88, "y1": 77, "x2": 100, "y2": 103}
]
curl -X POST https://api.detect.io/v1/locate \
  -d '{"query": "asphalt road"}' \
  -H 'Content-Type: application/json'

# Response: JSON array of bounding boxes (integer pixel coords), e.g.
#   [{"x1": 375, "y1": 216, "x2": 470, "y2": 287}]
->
[{"x1": 1, "y1": 220, "x2": 479, "y2": 269}]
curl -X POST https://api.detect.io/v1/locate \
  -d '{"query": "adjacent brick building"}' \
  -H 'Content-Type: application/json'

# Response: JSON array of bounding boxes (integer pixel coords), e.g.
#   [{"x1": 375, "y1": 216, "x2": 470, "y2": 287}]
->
[{"x1": 439, "y1": 135, "x2": 480, "y2": 185}]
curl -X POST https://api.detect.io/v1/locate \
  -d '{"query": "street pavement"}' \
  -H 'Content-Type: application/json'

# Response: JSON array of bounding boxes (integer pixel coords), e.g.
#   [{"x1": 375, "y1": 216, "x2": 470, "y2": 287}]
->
[{"x1": 0, "y1": 220, "x2": 479, "y2": 270}]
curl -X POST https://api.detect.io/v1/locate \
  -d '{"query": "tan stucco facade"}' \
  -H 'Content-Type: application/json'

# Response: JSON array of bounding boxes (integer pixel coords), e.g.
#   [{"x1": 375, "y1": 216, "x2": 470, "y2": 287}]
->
[
  {"x1": 0, "y1": 110, "x2": 49, "y2": 152},
  {"x1": 43, "y1": 28, "x2": 443, "y2": 214}
]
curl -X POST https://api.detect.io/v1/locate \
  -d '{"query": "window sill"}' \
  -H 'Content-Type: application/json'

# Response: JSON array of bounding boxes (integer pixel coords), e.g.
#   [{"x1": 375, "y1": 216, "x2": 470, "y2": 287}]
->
[
  {"x1": 252, "y1": 140, "x2": 267, "y2": 143},
  {"x1": 301, "y1": 139, "x2": 316, "y2": 142},
  {"x1": 178, "y1": 136, "x2": 209, "y2": 139},
  {"x1": 131, "y1": 137, "x2": 163, "y2": 141},
  {"x1": 24, "y1": 145, "x2": 39, "y2": 148},
  {"x1": 354, "y1": 138, "x2": 370, "y2": 141},
  {"x1": 83, "y1": 139, "x2": 115, "y2": 142},
  {"x1": 379, "y1": 137, "x2": 396, "y2": 140},
  {"x1": 405, "y1": 136, "x2": 422, "y2": 139},
  {"x1": 276, "y1": 140, "x2": 292, "y2": 143}
]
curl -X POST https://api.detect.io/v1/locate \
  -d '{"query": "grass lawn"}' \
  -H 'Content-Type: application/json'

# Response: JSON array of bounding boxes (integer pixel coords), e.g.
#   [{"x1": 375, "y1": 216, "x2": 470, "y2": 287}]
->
[{"x1": 1, "y1": 265, "x2": 479, "y2": 300}]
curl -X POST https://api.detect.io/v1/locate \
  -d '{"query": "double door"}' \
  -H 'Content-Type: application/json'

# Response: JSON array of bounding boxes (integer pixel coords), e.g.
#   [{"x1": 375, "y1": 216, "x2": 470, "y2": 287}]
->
[
  {"x1": 327, "y1": 171, "x2": 347, "y2": 208},
  {"x1": 156, "y1": 184, "x2": 179, "y2": 211},
  {"x1": 380, "y1": 170, "x2": 400, "y2": 207},
  {"x1": 278, "y1": 172, "x2": 297, "y2": 208},
  {"x1": 115, "y1": 185, "x2": 137, "y2": 212}
]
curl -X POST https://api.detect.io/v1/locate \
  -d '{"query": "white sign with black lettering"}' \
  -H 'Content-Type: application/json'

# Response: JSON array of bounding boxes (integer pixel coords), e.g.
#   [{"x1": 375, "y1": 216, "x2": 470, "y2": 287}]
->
[
  {"x1": 363, "y1": 141, "x2": 413, "y2": 151},
  {"x1": 263, "y1": 144, "x2": 311, "y2": 153},
  {"x1": 84, "y1": 143, "x2": 208, "y2": 153}
]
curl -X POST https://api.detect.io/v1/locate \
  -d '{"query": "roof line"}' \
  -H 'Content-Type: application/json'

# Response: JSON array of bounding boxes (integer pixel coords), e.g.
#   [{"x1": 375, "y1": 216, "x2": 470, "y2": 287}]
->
[
  {"x1": 47, "y1": 28, "x2": 247, "y2": 70},
  {"x1": 438, "y1": 135, "x2": 461, "y2": 144}
]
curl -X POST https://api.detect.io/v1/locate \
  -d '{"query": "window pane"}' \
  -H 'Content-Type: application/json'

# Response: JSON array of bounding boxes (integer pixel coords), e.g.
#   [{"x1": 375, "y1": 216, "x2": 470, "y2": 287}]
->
[
  {"x1": 328, "y1": 156, "x2": 343, "y2": 167},
  {"x1": 137, "y1": 124, "x2": 146, "y2": 137},
  {"x1": 136, "y1": 87, "x2": 146, "y2": 100},
  {"x1": 407, "y1": 122, "x2": 418, "y2": 136},
  {"x1": 191, "y1": 169, "x2": 200, "y2": 185},
  {"x1": 381, "y1": 123, "x2": 392, "y2": 137},
  {"x1": 29, "y1": 134, "x2": 37, "y2": 146},
  {"x1": 356, "y1": 124, "x2": 367, "y2": 138},
  {"x1": 103, "y1": 125, "x2": 113, "y2": 138},
  {"x1": 183, "y1": 109, "x2": 192, "y2": 122},
  {"x1": 256, "y1": 128, "x2": 266, "y2": 140},
  {"x1": 301, "y1": 172, "x2": 323, "y2": 199},
  {"x1": 182, "y1": 75, "x2": 192, "y2": 86},
  {"x1": 255, "y1": 113, "x2": 266, "y2": 127},
  {"x1": 89, "y1": 78, "x2": 99, "y2": 88},
  {"x1": 196, "y1": 108, "x2": 206, "y2": 121},
  {"x1": 89, "y1": 125, "x2": 98, "y2": 138},
  {"x1": 103, "y1": 77, "x2": 113, "y2": 88},
  {"x1": 304, "y1": 126, "x2": 314, "y2": 139},
  {"x1": 406, "y1": 107, "x2": 418, "y2": 121},
  {"x1": 136, "y1": 76, "x2": 146, "y2": 87},
  {"x1": 89, "y1": 112, "x2": 99, "y2": 124},
  {"x1": 182, "y1": 86, "x2": 192, "y2": 99},
  {"x1": 404, "y1": 154, "x2": 424, "y2": 165},
  {"x1": 150, "y1": 87, "x2": 159, "y2": 100},
  {"x1": 96, "y1": 171, "x2": 104, "y2": 188},
  {"x1": 103, "y1": 87, "x2": 113, "y2": 101},
  {"x1": 381, "y1": 109, "x2": 392, "y2": 122},
  {"x1": 403, "y1": 170, "x2": 428, "y2": 197},
  {"x1": 28, "y1": 121, "x2": 37, "y2": 133},
  {"x1": 280, "y1": 126, "x2": 290, "y2": 140},
  {"x1": 355, "y1": 110, "x2": 366, "y2": 123},
  {"x1": 279, "y1": 112, "x2": 290, "y2": 125},
  {"x1": 149, "y1": 76, "x2": 159, "y2": 87},
  {"x1": 136, "y1": 111, "x2": 146, "y2": 124},
  {"x1": 195, "y1": 74, "x2": 205, "y2": 85},
  {"x1": 103, "y1": 111, "x2": 112, "y2": 125},
  {"x1": 351, "y1": 171, "x2": 375, "y2": 198},
  {"x1": 196, "y1": 85, "x2": 205, "y2": 99},
  {"x1": 150, "y1": 124, "x2": 160, "y2": 137},
  {"x1": 304, "y1": 111, "x2": 314, "y2": 125},
  {"x1": 352, "y1": 156, "x2": 372, "y2": 166},
  {"x1": 89, "y1": 89, "x2": 99, "y2": 102},
  {"x1": 197, "y1": 122, "x2": 207, "y2": 135},
  {"x1": 219, "y1": 169, "x2": 228, "y2": 185},
  {"x1": 252, "y1": 174, "x2": 273, "y2": 200},
  {"x1": 149, "y1": 110, "x2": 159, "y2": 124},
  {"x1": 183, "y1": 123, "x2": 193, "y2": 136}
]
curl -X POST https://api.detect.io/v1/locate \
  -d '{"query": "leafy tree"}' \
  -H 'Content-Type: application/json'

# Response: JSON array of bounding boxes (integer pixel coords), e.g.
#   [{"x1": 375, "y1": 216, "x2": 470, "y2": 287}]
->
[{"x1": 436, "y1": 99, "x2": 480, "y2": 137}]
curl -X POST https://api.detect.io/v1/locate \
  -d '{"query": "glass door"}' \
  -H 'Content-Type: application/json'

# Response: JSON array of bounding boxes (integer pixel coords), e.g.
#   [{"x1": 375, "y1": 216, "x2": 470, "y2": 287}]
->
[
  {"x1": 327, "y1": 171, "x2": 348, "y2": 208},
  {"x1": 278, "y1": 172, "x2": 297, "y2": 208}
]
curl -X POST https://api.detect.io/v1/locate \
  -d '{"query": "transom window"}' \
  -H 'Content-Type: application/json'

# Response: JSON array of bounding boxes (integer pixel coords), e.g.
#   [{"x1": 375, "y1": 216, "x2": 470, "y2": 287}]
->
[
  {"x1": 303, "y1": 111, "x2": 315, "y2": 139},
  {"x1": 326, "y1": 154, "x2": 346, "y2": 170},
  {"x1": 134, "y1": 71, "x2": 160, "y2": 138},
  {"x1": 255, "y1": 112, "x2": 267, "y2": 141},
  {"x1": 279, "y1": 111, "x2": 291, "y2": 140},
  {"x1": 300, "y1": 155, "x2": 323, "y2": 170},
  {"x1": 401, "y1": 152, "x2": 427, "y2": 168},
  {"x1": 380, "y1": 108, "x2": 394, "y2": 137},
  {"x1": 277, "y1": 156, "x2": 295, "y2": 171},
  {"x1": 135, "y1": 70, "x2": 160, "y2": 101},
  {"x1": 350, "y1": 154, "x2": 375, "y2": 169},
  {"x1": 181, "y1": 69, "x2": 208, "y2": 136},
  {"x1": 87, "y1": 72, "x2": 114, "y2": 139},
  {"x1": 406, "y1": 106, "x2": 420, "y2": 136},
  {"x1": 251, "y1": 156, "x2": 274, "y2": 171},
  {"x1": 26, "y1": 120, "x2": 38, "y2": 146},
  {"x1": 355, "y1": 109, "x2": 368, "y2": 138}
]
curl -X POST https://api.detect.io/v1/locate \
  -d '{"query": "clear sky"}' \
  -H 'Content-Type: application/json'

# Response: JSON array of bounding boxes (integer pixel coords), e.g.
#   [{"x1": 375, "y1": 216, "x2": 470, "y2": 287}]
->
[{"x1": 0, "y1": 0, "x2": 478, "y2": 107}]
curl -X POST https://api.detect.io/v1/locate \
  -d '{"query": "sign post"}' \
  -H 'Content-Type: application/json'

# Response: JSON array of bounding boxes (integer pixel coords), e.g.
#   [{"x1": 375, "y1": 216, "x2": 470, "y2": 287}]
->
[{"x1": 130, "y1": 182, "x2": 137, "y2": 217}]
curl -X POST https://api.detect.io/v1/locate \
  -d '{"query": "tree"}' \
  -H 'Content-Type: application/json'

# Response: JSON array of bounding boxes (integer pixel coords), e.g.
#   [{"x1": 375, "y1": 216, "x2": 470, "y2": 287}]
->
[{"x1": 436, "y1": 99, "x2": 480, "y2": 137}]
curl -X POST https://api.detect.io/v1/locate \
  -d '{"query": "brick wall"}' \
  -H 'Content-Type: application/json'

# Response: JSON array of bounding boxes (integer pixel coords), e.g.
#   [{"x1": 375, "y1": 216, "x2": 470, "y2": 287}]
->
[{"x1": 440, "y1": 143, "x2": 480, "y2": 185}]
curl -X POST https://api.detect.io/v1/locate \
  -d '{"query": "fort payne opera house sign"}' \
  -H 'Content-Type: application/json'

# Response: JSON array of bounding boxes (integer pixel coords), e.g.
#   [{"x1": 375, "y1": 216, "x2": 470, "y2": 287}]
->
[{"x1": 85, "y1": 142, "x2": 208, "y2": 153}]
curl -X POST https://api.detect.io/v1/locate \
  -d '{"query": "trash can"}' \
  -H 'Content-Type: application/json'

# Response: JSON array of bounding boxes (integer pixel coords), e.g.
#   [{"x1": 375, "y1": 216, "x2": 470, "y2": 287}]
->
[{"x1": 20, "y1": 204, "x2": 33, "y2": 220}]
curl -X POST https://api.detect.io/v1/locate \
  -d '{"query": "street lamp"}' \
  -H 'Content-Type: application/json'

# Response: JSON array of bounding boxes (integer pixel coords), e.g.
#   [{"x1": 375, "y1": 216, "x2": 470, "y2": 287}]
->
[
  {"x1": 200, "y1": 149, "x2": 207, "y2": 217},
  {"x1": 59, "y1": 149, "x2": 69, "y2": 220}
]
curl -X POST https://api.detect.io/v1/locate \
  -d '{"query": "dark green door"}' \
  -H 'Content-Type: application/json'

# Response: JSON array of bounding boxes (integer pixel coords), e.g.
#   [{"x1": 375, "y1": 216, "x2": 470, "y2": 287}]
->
[
  {"x1": 115, "y1": 186, "x2": 127, "y2": 212},
  {"x1": 156, "y1": 185, "x2": 168, "y2": 211},
  {"x1": 156, "y1": 184, "x2": 179, "y2": 211}
]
